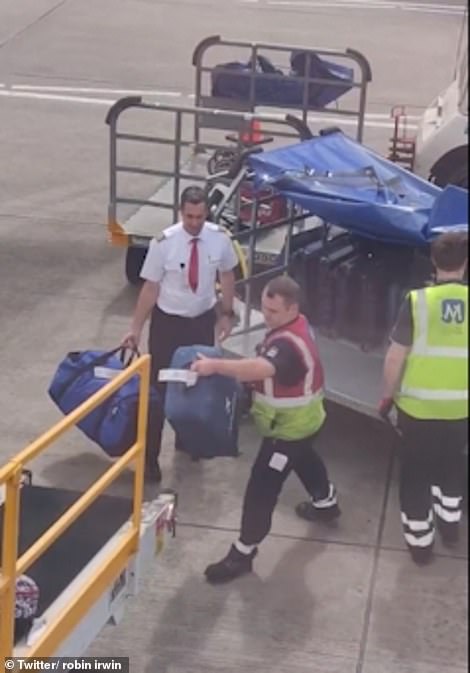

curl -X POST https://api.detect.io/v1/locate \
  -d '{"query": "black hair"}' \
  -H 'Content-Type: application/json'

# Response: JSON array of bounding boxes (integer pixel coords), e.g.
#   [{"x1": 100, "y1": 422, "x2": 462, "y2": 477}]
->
[{"x1": 180, "y1": 186, "x2": 208, "y2": 209}]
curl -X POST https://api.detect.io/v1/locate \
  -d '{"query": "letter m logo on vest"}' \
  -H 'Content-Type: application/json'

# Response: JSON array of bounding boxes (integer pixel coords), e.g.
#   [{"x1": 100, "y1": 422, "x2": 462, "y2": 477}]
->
[{"x1": 441, "y1": 299, "x2": 465, "y2": 324}]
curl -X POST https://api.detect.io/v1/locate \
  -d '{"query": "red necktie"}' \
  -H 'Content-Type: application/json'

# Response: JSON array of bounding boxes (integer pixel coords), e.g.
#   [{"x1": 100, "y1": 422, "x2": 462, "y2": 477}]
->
[{"x1": 188, "y1": 238, "x2": 199, "y2": 292}]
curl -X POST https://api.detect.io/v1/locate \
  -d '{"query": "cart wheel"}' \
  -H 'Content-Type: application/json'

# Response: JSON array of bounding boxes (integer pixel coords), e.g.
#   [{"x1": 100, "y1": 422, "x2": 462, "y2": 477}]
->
[{"x1": 125, "y1": 246, "x2": 147, "y2": 285}]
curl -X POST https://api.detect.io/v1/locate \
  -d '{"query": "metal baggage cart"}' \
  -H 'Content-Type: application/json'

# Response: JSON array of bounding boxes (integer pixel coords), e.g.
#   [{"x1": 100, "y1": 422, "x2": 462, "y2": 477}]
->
[
  {"x1": 102, "y1": 37, "x2": 397, "y2": 417},
  {"x1": 105, "y1": 96, "x2": 315, "y2": 284},
  {"x1": 103, "y1": 96, "x2": 386, "y2": 417},
  {"x1": 105, "y1": 36, "x2": 372, "y2": 284},
  {"x1": 191, "y1": 35, "x2": 372, "y2": 143}
]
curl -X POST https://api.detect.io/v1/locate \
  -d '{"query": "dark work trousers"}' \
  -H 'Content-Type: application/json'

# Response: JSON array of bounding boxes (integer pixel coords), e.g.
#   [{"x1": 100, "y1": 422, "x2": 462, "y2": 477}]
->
[
  {"x1": 239, "y1": 434, "x2": 330, "y2": 546},
  {"x1": 397, "y1": 409, "x2": 468, "y2": 549},
  {"x1": 146, "y1": 305, "x2": 216, "y2": 465}
]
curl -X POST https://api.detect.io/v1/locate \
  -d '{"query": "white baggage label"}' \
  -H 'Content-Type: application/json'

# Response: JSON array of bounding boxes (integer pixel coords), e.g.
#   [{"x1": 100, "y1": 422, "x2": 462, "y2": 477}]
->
[
  {"x1": 94, "y1": 366, "x2": 120, "y2": 380},
  {"x1": 158, "y1": 369, "x2": 198, "y2": 387}
]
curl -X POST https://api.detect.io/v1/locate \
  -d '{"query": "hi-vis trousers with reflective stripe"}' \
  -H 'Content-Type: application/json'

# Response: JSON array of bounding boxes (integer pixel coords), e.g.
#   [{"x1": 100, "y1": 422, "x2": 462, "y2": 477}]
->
[{"x1": 397, "y1": 410, "x2": 467, "y2": 549}]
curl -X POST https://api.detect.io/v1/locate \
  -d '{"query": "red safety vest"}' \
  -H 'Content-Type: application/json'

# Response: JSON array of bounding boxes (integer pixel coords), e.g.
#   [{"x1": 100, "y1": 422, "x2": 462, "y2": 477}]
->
[{"x1": 251, "y1": 314, "x2": 326, "y2": 439}]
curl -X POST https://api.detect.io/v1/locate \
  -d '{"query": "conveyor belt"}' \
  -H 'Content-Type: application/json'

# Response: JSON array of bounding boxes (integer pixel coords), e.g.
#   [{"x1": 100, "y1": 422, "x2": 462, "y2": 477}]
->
[{"x1": 0, "y1": 485, "x2": 132, "y2": 616}]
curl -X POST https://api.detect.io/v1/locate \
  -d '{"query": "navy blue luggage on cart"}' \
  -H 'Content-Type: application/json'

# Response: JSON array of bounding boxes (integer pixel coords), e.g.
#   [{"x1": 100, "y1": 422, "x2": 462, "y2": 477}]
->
[
  {"x1": 211, "y1": 52, "x2": 354, "y2": 109},
  {"x1": 48, "y1": 347, "x2": 159, "y2": 458},
  {"x1": 162, "y1": 345, "x2": 243, "y2": 460}
]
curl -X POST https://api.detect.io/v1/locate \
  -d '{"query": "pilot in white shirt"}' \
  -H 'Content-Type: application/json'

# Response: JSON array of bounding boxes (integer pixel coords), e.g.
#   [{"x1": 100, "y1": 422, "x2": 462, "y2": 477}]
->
[
  {"x1": 141, "y1": 219, "x2": 237, "y2": 318},
  {"x1": 122, "y1": 186, "x2": 238, "y2": 482}
]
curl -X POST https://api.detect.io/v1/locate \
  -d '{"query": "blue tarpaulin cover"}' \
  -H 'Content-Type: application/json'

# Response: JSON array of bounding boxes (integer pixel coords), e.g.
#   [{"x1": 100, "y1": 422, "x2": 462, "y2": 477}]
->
[{"x1": 247, "y1": 131, "x2": 468, "y2": 247}]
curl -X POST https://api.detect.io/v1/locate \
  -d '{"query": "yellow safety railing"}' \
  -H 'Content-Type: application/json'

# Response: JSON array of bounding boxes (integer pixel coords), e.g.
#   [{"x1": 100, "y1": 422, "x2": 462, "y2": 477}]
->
[
  {"x1": 231, "y1": 236, "x2": 249, "y2": 281},
  {"x1": 214, "y1": 228, "x2": 248, "y2": 299},
  {"x1": 0, "y1": 354, "x2": 151, "y2": 658}
]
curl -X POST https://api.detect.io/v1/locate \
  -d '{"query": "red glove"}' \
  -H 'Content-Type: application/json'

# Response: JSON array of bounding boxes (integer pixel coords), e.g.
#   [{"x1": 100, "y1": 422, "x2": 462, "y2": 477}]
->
[{"x1": 378, "y1": 397, "x2": 394, "y2": 419}]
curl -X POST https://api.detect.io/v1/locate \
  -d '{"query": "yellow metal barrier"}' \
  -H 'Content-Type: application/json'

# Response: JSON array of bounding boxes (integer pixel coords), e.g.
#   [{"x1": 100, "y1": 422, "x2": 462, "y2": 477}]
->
[
  {"x1": 0, "y1": 354, "x2": 151, "y2": 658},
  {"x1": 216, "y1": 227, "x2": 248, "y2": 294},
  {"x1": 231, "y1": 237, "x2": 248, "y2": 281}
]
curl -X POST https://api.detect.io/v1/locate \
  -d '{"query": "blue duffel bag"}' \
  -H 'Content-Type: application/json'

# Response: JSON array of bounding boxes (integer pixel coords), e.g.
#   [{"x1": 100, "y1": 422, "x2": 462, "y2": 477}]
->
[
  {"x1": 48, "y1": 347, "x2": 159, "y2": 458},
  {"x1": 162, "y1": 345, "x2": 243, "y2": 459}
]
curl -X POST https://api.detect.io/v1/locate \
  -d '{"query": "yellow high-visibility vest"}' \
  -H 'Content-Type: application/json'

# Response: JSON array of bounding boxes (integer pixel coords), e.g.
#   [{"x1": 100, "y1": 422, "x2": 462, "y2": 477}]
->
[{"x1": 395, "y1": 283, "x2": 468, "y2": 420}]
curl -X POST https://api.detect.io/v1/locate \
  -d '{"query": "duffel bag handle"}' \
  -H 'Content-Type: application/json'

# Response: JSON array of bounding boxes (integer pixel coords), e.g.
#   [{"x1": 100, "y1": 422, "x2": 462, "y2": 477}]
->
[
  {"x1": 119, "y1": 346, "x2": 141, "y2": 368},
  {"x1": 71, "y1": 345, "x2": 141, "y2": 371},
  {"x1": 54, "y1": 346, "x2": 141, "y2": 401}
]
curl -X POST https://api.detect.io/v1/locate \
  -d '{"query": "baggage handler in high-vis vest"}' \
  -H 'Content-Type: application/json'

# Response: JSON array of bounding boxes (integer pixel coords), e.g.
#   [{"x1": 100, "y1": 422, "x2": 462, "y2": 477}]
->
[
  {"x1": 379, "y1": 231, "x2": 468, "y2": 565},
  {"x1": 191, "y1": 275, "x2": 340, "y2": 583}
]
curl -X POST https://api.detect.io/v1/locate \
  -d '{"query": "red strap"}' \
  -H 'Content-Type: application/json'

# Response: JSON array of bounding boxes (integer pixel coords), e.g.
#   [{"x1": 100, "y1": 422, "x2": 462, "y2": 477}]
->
[{"x1": 188, "y1": 238, "x2": 199, "y2": 292}]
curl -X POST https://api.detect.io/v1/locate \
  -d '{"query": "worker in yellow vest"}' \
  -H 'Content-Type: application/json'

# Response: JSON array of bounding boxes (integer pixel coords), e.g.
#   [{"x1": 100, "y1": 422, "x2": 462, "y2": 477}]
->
[
  {"x1": 191, "y1": 275, "x2": 340, "y2": 583},
  {"x1": 379, "y1": 231, "x2": 468, "y2": 564}
]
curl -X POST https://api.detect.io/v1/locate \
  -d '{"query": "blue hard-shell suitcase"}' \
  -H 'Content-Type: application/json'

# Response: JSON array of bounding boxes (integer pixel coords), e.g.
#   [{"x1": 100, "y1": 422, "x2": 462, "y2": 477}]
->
[{"x1": 163, "y1": 345, "x2": 243, "y2": 459}]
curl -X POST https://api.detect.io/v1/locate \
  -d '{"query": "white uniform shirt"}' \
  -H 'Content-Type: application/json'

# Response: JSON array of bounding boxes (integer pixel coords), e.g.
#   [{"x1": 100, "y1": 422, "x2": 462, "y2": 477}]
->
[{"x1": 140, "y1": 221, "x2": 238, "y2": 318}]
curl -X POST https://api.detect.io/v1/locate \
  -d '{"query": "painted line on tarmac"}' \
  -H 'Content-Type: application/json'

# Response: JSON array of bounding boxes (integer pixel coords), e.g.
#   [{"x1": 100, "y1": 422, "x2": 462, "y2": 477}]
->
[
  {"x1": 4, "y1": 84, "x2": 423, "y2": 121},
  {"x1": 255, "y1": 0, "x2": 465, "y2": 4},
  {"x1": 10, "y1": 84, "x2": 182, "y2": 96},
  {"x1": 245, "y1": 0, "x2": 466, "y2": 14},
  {"x1": 256, "y1": 107, "x2": 421, "y2": 120},
  {"x1": 0, "y1": 88, "x2": 418, "y2": 129},
  {"x1": 257, "y1": 111, "x2": 418, "y2": 128},
  {"x1": 0, "y1": 89, "x2": 115, "y2": 106},
  {"x1": 265, "y1": 4, "x2": 465, "y2": 15}
]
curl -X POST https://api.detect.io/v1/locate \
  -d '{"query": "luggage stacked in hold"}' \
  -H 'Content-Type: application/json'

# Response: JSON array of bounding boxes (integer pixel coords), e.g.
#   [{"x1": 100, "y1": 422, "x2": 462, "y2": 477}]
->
[
  {"x1": 330, "y1": 245, "x2": 399, "y2": 350},
  {"x1": 290, "y1": 231, "x2": 434, "y2": 351},
  {"x1": 290, "y1": 230, "x2": 355, "y2": 331},
  {"x1": 162, "y1": 345, "x2": 243, "y2": 460}
]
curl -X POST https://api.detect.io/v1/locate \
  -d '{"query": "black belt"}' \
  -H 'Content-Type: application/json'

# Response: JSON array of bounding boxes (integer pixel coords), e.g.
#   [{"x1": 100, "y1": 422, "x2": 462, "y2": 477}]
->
[{"x1": 153, "y1": 305, "x2": 215, "y2": 320}]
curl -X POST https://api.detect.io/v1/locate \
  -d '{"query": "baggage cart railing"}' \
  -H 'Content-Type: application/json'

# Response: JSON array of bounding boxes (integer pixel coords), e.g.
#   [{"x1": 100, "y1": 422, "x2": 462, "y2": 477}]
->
[
  {"x1": 192, "y1": 35, "x2": 372, "y2": 143},
  {"x1": 0, "y1": 355, "x2": 151, "y2": 658},
  {"x1": 105, "y1": 96, "x2": 312, "y2": 248},
  {"x1": 388, "y1": 105, "x2": 416, "y2": 170},
  {"x1": 102, "y1": 99, "x2": 392, "y2": 416},
  {"x1": 215, "y1": 196, "x2": 311, "y2": 336},
  {"x1": 104, "y1": 97, "x2": 317, "y2": 338}
]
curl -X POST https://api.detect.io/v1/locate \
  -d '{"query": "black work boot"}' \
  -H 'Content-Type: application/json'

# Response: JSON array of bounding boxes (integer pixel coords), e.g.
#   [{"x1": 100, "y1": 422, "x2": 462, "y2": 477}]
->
[
  {"x1": 436, "y1": 520, "x2": 460, "y2": 548},
  {"x1": 205, "y1": 544, "x2": 257, "y2": 584},
  {"x1": 408, "y1": 544, "x2": 434, "y2": 565},
  {"x1": 296, "y1": 483, "x2": 341, "y2": 523}
]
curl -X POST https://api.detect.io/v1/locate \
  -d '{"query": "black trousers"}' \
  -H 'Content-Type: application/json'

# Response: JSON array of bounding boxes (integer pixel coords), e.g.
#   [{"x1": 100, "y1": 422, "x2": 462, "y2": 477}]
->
[
  {"x1": 146, "y1": 305, "x2": 216, "y2": 463},
  {"x1": 397, "y1": 409, "x2": 468, "y2": 549},
  {"x1": 239, "y1": 434, "x2": 330, "y2": 546}
]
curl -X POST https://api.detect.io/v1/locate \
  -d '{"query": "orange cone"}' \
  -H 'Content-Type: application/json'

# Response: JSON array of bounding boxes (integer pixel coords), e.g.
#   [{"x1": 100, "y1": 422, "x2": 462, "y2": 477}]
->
[{"x1": 241, "y1": 119, "x2": 263, "y2": 145}]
